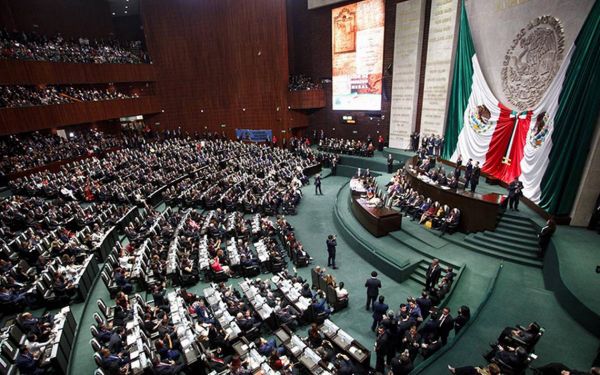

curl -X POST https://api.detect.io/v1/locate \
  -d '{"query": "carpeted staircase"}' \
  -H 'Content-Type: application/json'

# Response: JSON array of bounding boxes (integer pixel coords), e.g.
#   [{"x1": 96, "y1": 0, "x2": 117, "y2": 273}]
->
[
  {"x1": 409, "y1": 259, "x2": 458, "y2": 286},
  {"x1": 446, "y1": 213, "x2": 543, "y2": 268},
  {"x1": 387, "y1": 227, "x2": 464, "y2": 287}
]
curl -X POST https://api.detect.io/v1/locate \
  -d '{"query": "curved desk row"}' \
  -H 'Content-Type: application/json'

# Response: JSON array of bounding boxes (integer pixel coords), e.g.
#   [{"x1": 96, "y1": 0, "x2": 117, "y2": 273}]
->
[
  {"x1": 350, "y1": 193, "x2": 402, "y2": 237},
  {"x1": 405, "y1": 158, "x2": 504, "y2": 232}
]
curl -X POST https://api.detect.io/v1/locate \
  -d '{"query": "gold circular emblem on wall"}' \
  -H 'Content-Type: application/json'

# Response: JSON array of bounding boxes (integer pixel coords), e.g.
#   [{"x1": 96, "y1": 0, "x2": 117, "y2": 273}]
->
[{"x1": 501, "y1": 15, "x2": 565, "y2": 110}]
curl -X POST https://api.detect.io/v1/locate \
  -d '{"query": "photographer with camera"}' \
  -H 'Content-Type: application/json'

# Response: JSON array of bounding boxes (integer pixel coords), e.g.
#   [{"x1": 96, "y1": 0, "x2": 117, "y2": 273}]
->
[{"x1": 326, "y1": 234, "x2": 338, "y2": 269}]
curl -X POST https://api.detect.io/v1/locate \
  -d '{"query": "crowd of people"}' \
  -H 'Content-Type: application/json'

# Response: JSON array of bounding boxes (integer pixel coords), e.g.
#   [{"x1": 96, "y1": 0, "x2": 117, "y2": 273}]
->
[
  {"x1": 8, "y1": 136, "x2": 319, "y2": 205},
  {"x1": 0, "y1": 84, "x2": 137, "y2": 108},
  {"x1": 93, "y1": 266, "x2": 360, "y2": 375},
  {"x1": 361, "y1": 259, "x2": 469, "y2": 375},
  {"x1": 318, "y1": 137, "x2": 376, "y2": 157},
  {"x1": 414, "y1": 147, "x2": 482, "y2": 193},
  {"x1": 288, "y1": 74, "x2": 321, "y2": 91},
  {"x1": 410, "y1": 133, "x2": 445, "y2": 156},
  {"x1": 0, "y1": 130, "x2": 125, "y2": 175},
  {"x1": 0, "y1": 29, "x2": 150, "y2": 64},
  {"x1": 387, "y1": 168, "x2": 461, "y2": 235},
  {"x1": 0, "y1": 195, "x2": 128, "y2": 312}
]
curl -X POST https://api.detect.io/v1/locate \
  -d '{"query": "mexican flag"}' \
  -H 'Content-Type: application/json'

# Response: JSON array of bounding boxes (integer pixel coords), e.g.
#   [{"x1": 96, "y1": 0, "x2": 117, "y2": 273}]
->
[{"x1": 443, "y1": 0, "x2": 600, "y2": 215}]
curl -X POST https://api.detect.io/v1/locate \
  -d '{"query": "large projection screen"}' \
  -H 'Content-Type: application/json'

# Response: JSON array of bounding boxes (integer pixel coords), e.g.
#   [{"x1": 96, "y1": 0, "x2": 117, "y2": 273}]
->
[{"x1": 332, "y1": 0, "x2": 385, "y2": 111}]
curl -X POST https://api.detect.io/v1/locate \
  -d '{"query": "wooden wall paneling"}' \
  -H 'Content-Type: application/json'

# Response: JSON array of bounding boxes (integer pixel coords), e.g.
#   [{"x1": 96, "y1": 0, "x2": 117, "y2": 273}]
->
[
  {"x1": 0, "y1": 0, "x2": 113, "y2": 38},
  {"x1": 0, "y1": 97, "x2": 161, "y2": 135},
  {"x1": 140, "y1": 0, "x2": 290, "y2": 138},
  {"x1": 0, "y1": 61, "x2": 157, "y2": 85},
  {"x1": 288, "y1": 89, "x2": 326, "y2": 109}
]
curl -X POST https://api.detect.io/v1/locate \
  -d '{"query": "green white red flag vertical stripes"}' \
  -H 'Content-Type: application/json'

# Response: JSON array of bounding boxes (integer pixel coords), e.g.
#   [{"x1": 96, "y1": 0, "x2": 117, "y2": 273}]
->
[{"x1": 443, "y1": 0, "x2": 600, "y2": 215}]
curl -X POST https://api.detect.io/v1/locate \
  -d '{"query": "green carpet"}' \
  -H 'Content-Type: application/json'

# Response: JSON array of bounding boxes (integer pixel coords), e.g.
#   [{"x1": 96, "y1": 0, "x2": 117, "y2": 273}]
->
[{"x1": 67, "y1": 168, "x2": 599, "y2": 374}]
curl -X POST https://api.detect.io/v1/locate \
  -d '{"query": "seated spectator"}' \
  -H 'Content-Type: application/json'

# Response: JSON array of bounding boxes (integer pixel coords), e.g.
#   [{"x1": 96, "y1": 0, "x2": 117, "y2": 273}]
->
[
  {"x1": 335, "y1": 281, "x2": 349, "y2": 300},
  {"x1": 307, "y1": 323, "x2": 323, "y2": 348},
  {"x1": 15, "y1": 345, "x2": 45, "y2": 375},
  {"x1": 497, "y1": 322, "x2": 541, "y2": 348},
  {"x1": 0, "y1": 29, "x2": 149, "y2": 64},
  {"x1": 257, "y1": 337, "x2": 285, "y2": 356}
]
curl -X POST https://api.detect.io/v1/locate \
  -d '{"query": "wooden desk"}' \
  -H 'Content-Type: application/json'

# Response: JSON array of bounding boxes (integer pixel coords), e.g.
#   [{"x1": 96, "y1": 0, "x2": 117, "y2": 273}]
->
[
  {"x1": 350, "y1": 196, "x2": 402, "y2": 237},
  {"x1": 405, "y1": 158, "x2": 504, "y2": 232}
]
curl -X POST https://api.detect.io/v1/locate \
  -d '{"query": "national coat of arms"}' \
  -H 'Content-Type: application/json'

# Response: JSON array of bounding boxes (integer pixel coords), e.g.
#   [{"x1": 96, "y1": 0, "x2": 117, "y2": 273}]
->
[{"x1": 501, "y1": 16, "x2": 565, "y2": 110}]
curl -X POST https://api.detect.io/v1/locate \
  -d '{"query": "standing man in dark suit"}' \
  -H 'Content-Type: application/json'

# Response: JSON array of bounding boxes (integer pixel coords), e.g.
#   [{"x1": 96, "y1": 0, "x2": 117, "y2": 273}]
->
[
  {"x1": 416, "y1": 291, "x2": 433, "y2": 320},
  {"x1": 436, "y1": 307, "x2": 454, "y2": 345},
  {"x1": 315, "y1": 173, "x2": 323, "y2": 195},
  {"x1": 508, "y1": 177, "x2": 524, "y2": 211},
  {"x1": 387, "y1": 154, "x2": 394, "y2": 173},
  {"x1": 326, "y1": 234, "x2": 338, "y2": 269},
  {"x1": 463, "y1": 159, "x2": 473, "y2": 190},
  {"x1": 470, "y1": 161, "x2": 481, "y2": 193},
  {"x1": 365, "y1": 271, "x2": 382, "y2": 311},
  {"x1": 375, "y1": 326, "x2": 390, "y2": 374},
  {"x1": 371, "y1": 295, "x2": 389, "y2": 331},
  {"x1": 425, "y1": 259, "x2": 442, "y2": 291}
]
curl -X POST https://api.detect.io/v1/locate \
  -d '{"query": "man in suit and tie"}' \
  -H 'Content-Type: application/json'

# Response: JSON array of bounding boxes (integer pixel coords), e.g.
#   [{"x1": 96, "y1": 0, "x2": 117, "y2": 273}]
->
[
  {"x1": 326, "y1": 234, "x2": 338, "y2": 269},
  {"x1": 470, "y1": 161, "x2": 481, "y2": 193},
  {"x1": 371, "y1": 295, "x2": 389, "y2": 331},
  {"x1": 508, "y1": 177, "x2": 524, "y2": 211},
  {"x1": 315, "y1": 173, "x2": 323, "y2": 195},
  {"x1": 365, "y1": 271, "x2": 382, "y2": 311},
  {"x1": 375, "y1": 326, "x2": 391, "y2": 374},
  {"x1": 463, "y1": 159, "x2": 473, "y2": 190},
  {"x1": 425, "y1": 259, "x2": 442, "y2": 291},
  {"x1": 387, "y1": 154, "x2": 394, "y2": 173},
  {"x1": 436, "y1": 307, "x2": 454, "y2": 345}
]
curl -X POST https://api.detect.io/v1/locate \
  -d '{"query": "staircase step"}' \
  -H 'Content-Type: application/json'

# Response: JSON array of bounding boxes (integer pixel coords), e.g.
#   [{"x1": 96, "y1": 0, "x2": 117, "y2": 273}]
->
[
  {"x1": 414, "y1": 268, "x2": 427, "y2": 279},
  {"x1": 494, "y1": 227, "x2": 538, "y2": 240},
  {"x1": 501, "y1": 212, "x2": 536, "y2": 222},
  {"x1": 446, "y1": 237, "x2": 543, "y2": 267},
  {"x1": 465, "y1": 236, "x2": 540, "y2": 259},
  {"x1": 496, "y1": 221, "x2": 538, "y2": 235},
  {"x1": 409, "y1": 273, "x2": 426, "y2": 285},
  {"x1": 484, "y1": 231, "x2": 539, "y2": 247},
  {"x1": 500, "y1": 215, "x2": 536, "y2": 227},
  {"x1": 388, "y1": 232, "x2": 462, "y2": 270},
  {"x1": 472, "y1": 233, "x2": 539, "y2": 253}
]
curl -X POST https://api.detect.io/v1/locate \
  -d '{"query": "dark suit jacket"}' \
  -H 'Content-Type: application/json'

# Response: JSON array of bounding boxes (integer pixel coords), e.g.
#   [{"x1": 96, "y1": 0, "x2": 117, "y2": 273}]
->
[
  {"x1": 16, "y1": 352, "x2": 39, "y2": 374},
  {"x1": 326, "y1": 239, "x2": 337, "y2": 252},
  {"x1": 365, "y1": 277, "x2": 381, "y2": 297},
  {"x1": 472, "y1": 167, "x2": 481, "y2": 181},
  {"x1": 416, "y1": 297, "x2": 432, "y2": 316},
  {"x1": 437, "y1": 314, "x2": 454, "y2": 336},
  {"x1": 372, "y1": 302, "x2": 389, "y2": 321},
  {"x1": 108, "y1": 332, "x2": 123, "y2": 353},
  {"x1": 375, "y1": 331, "x2": 390, "y2": 354},
  {"x1": 464, "y1": 163, "x2": 473, "y2": 178},
  {"x1": 426, "y1": 265, "x2": 442, "y2": 285},
  {"x1": 390, "y1": 357, "x2": 414, "y2": 375}
]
